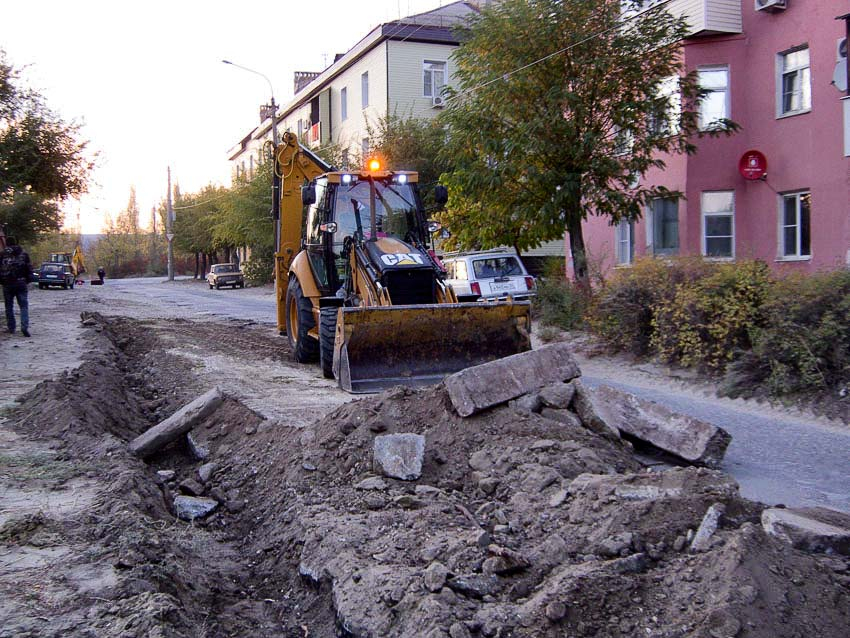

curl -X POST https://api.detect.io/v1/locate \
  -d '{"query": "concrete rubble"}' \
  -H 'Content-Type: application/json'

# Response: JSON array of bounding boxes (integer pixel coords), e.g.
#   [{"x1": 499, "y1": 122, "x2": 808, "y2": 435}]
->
[
  {"x1": 762, "y1": 507, "x2": 850, "y2": 555},
  {"x1": 587, "y1": 384, "x2": 732, "y2": 467}
]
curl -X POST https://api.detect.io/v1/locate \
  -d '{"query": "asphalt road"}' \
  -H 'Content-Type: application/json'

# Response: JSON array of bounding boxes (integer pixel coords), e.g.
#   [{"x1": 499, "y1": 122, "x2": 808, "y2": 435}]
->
[{"x1": 84, "y1": 276, "x2": 850, "y2": 514}]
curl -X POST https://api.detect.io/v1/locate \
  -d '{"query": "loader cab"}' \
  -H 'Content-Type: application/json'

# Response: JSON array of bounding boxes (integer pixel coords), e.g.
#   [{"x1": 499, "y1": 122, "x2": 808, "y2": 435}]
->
[{"x1": 304, "y1": 171, "x2": 428, "y2": 296}]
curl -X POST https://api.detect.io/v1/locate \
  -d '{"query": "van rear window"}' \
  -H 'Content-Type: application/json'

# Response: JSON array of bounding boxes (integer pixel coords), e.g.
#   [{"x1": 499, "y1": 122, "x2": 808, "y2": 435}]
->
[{"x1": 472, "y1": 257, "x2": 522, "y2": 278}]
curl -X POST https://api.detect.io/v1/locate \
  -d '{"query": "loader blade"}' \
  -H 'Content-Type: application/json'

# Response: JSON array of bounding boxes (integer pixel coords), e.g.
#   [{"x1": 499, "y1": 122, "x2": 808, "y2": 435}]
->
[{"x1": 334, "y1": 302, "x2": 531, "y2": 393}]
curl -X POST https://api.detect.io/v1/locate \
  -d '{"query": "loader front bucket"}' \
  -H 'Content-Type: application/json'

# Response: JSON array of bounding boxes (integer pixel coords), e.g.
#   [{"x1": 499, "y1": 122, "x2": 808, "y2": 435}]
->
[{"x1": 334, "y1": 301, "x2": 531, "y2": 393}]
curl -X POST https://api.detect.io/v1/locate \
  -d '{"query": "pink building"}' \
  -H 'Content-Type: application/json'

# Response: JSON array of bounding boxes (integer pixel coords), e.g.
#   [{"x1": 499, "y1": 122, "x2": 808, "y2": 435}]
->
[{"x1": 576, "y1": 0, "x2": 850, "y2": 277}]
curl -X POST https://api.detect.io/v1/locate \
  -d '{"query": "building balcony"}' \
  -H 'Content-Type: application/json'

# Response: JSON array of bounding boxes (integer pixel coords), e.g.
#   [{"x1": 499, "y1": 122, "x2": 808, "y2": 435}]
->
[{"x1": 627, "y1": 0, "x2": 742, "y2": 37}]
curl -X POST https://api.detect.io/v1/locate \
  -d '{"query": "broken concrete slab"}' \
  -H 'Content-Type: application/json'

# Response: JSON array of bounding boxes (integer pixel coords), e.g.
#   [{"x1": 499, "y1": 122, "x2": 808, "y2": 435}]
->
[
  {"x1": 445, "y1": 343, "x2": 581, "y2": 417},
  {"x1": 129, "y1": 387, "x2": 223, "y2": 459},
  {"x1": 587, "y1": 385, "x2": 731, "y2": 467},
  {"x1": 570, "y1": 380, "x2": 621, "y2": 440},
  {"x1": 762, "y1": 507, "x2": 850, "y2": 555},
  {"x1": 373, "y1": 433, "x2": 425, "y2": 480}
]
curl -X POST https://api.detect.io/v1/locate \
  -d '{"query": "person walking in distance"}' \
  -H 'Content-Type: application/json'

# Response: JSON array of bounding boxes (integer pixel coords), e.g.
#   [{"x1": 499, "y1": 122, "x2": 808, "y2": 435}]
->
[{"x1": 1, "y1": 237, "x2": 33, "y2": 337}]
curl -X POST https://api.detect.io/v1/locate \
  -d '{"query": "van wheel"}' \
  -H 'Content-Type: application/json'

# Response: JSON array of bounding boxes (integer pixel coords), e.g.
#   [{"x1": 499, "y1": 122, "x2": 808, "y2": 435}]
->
[
  {"x1": 285, "y1": 277, "x2": 318, "y2": 363},
  {"x1": 319, "y1": 306, "x2": 338, "y2": 379}
]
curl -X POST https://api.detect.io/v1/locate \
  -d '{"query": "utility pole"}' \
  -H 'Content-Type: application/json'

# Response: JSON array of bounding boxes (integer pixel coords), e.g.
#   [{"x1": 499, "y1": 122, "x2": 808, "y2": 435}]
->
[{"x1": 166, "y1": 167, "x2": 174, "y2": 281}]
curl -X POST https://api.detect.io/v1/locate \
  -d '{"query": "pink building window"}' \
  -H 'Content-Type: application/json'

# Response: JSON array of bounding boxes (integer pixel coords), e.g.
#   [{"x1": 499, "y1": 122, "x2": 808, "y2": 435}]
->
[
  {"x1": 780, "y1": 191, "x2": 811, "y2": 259},
  {"x1": 778, "y1": 47, "x2": 811, "y2": 117}
]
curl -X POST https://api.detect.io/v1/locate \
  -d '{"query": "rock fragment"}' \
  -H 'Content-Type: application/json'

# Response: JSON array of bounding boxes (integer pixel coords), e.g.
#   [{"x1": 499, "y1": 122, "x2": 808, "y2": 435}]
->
[
  {"x1": 355, "y1": 476, "x2": 388, "y2": 491},
  {"x1": 173, "y1": 495, "x2": 218, "y2": 521},
  {"x1": 539, "y1": 382, "x2": 576, "y2": 409},
  {"x1": 198, "y1": 462, "x2": 216, "y2": 483},
  {"x1": 570, "y1": 380, "x2": 620, "y2": 440},
  {"x1": 423, "y1": 561, "x2": 449, "y2": 592},
  {"x1": 178, "y1": 478, "x2": 204, "y2": 496},
  {"x1": 446, "y1": 574, "x2": 501, "y2": 599},
  {"x1": 691, "y1": 503, "x2": 725, "y2": 552},
  {"x1": 545, "y1": 601, "x2": 567, "y2": 622},
  {"x1": 539, "y1": 408, "x2": 583, "y2": 429},
  {"x1": 373, "y1": 433, "x2": 425, "y2": 480}
]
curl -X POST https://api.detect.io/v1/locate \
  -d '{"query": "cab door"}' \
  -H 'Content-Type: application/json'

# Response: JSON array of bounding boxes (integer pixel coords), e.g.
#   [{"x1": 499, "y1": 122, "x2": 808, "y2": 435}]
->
[{"x1": 304, "y1": 179, "x2": 331, "y2": 294}]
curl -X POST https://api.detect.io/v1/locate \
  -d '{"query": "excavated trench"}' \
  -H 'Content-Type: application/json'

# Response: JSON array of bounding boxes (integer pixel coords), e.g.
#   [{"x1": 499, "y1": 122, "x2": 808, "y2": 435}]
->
[
  {"x1": 3, "y1": 313, "x2": 339, "y2": 637},
  {"x1": 2, "y1": 312, "x2": 850, "y2": 638}
]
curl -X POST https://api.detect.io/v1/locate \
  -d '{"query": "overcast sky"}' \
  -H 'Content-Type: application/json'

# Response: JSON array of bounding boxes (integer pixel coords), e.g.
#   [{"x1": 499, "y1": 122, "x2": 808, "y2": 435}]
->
[{"x1": 1, "y1": 0, "x2": 448, "y2": 233}]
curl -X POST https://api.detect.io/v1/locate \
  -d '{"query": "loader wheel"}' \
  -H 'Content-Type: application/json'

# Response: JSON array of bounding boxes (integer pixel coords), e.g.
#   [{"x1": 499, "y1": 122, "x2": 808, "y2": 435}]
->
[
  {"x1": 319, "y1": 306, "x2": 338, "y2": 379},
  {"x1": 286, "y1": 277, "x2": 318, "y2": 363}
]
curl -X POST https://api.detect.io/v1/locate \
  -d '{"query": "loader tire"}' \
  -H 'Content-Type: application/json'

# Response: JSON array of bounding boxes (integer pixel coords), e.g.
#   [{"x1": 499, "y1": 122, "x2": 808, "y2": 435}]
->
[
  {"x1": 286, "y1": 277, "x2": 318, "y2": 363},
  {"x1": 319, "y1": 306, "x2": 338, "y2": 379}
]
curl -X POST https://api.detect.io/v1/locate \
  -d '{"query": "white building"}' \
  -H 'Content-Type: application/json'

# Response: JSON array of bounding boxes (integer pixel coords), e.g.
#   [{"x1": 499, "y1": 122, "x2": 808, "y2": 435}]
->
[{"x1": 228, "y1": 1, "x2": 478, "y2": 177}]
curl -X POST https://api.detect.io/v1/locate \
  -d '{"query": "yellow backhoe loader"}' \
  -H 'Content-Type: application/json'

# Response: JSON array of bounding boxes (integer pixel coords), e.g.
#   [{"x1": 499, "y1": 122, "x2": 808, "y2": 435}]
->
[{"x1": 273, "y1": 132, "x2": 531, "y2": 393}]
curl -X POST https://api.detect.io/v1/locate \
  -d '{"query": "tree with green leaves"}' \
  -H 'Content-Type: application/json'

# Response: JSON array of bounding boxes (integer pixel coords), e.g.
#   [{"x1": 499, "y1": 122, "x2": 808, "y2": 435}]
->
[
  {"x1": 0, "y1": 50, "x2": 93, "y2": 243},
  {"x1": 364, "y1": 113, "x2": 451, "y2": 208},
  {"x1": 215, "y1": 161, "x2": 274, "y2": 255},
  {"x1": 440, "y1": 0, "x2": 736, "y2": 286}
]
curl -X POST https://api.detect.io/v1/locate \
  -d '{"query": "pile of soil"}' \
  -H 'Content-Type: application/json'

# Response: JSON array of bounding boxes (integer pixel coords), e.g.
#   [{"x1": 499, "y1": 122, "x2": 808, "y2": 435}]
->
[{"x1": 1, "y1": 313, "x2": 849, "y2": 637}]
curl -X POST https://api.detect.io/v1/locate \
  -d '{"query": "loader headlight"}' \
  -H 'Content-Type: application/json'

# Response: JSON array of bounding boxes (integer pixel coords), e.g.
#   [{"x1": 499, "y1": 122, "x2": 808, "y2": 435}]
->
[
  {"x1": 342, "y1": 174, "x2": 354, "y2": 184},
  {"x1": 395, "y1": 174, "x2": 408, "y2": 184}
]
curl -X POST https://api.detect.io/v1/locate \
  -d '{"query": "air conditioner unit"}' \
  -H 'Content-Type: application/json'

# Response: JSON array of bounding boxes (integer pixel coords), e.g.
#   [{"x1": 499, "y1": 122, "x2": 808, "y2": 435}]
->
[
  {"x1": 754, "y1": 0, "x2": 786, "y2": 12},
  {"x1": 431, "y1": 95, "x2": 446, "y2": 108},
  {"x1": 838, "y1": 37, "x2": 847, "y2": 62}
]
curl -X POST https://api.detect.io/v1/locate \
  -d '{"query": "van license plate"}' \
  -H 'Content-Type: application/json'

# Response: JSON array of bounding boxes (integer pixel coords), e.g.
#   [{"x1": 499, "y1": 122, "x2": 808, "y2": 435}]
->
[{"x1": 491, "y1": 281, "x2": 514, "y2": 292}]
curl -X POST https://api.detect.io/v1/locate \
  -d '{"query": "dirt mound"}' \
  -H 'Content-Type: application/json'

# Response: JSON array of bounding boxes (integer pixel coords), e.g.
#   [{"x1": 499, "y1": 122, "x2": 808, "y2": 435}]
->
[
  {"x1": 196, "y1": 385, "x2": 850, "y2": 637},
  {"x1": 2, "y1": 314, "x2": 849, "y2": 637}
]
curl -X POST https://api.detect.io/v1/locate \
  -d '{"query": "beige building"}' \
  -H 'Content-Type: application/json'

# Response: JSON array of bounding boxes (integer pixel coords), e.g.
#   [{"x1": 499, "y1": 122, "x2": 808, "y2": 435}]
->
[{"x1": 228, "y1": 1, "x2": 478, "y2": 177}]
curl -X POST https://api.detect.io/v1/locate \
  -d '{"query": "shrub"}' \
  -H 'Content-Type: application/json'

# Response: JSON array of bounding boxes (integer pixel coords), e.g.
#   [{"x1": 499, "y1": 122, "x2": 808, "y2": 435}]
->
[
  {"x1": 650, "y1": 260, "x2": 770, "y2": 372},
  {"x1": 242, "y1": 250, "x2": 274, "y2": 286},
  {"x1": 733, "y1": 270, "x2": 850, "y2": 395},
  {"x1": 533, "y1": 259, "x2": 588, "y2": 330},
  {"x1": 588, "y1": 256, "x2": 713, "y2": 356}
]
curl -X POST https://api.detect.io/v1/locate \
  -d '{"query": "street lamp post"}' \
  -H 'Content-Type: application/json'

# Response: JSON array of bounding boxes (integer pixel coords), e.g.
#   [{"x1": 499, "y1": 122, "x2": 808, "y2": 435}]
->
[{"x1": 222, "y1": 60, "x2": 281, "y2": 249}]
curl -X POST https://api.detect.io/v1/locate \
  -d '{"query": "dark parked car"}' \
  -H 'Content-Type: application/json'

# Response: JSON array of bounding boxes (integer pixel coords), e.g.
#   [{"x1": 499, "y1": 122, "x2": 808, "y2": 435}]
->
[
  {"x1": 38, "y1": 262, "x2": 75, "y2": 289},
  {"x1": 207, "y1": 263, "x2": 244, "y2": 289}
]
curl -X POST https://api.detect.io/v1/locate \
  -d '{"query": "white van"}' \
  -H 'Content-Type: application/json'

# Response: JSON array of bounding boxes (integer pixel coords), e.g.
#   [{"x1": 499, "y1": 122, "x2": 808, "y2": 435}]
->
[{"x1": 441, "y1": 251, "x2": 536, "y2": 302}]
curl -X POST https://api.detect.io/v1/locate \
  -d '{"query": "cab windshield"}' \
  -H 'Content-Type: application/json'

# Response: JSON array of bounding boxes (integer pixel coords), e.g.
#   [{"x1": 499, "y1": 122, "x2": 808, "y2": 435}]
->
[{"x1": 333, "y1": 180, "x2": 420, "y2": 243}]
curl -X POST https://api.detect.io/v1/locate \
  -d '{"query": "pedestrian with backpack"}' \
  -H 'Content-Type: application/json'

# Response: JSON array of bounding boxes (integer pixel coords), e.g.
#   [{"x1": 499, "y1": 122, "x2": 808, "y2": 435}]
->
[{"x1": 1, "y1": 237, "x2": 33, "y2": 337}]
